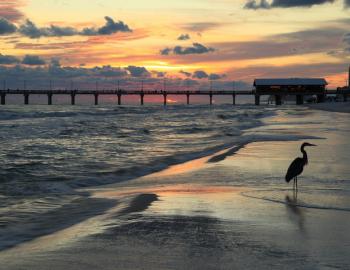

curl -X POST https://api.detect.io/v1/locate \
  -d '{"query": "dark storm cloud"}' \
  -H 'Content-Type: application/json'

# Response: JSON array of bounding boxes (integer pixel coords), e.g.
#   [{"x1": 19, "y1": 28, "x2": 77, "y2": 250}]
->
[
  {"x1": 174, "y1": 43, "x2": 215, "y2": 55},
  {"x1": 177, "y1": 34, "x2": 190, "y2": 41},
  {"x1": 160, "y1": 48, "x2": 172, "y2": 55},
  {"x1": 125, "y1": 66, "x2": 151, "y2": 77},
  {"x1": 244, "y1": 0, "x2": 335, "y2": 9},
  {"x1": 179, "y1": 70, "x2": 225, "y2": 80},
  {"x1": 244, "y1": 0, "x2": 270, "y2": 9},
  {"x1": 0, "y1": 53, "x2": 20, "y2": 64},
  {"x1": 17, "y1": 16, "x2": 132, "y2": 39},
  {"x1": 152, "y1": 71, "x2": 166, "y2": 78},
  {"x1": 208, "y1": 73, "x2": 226, "y2": 80},
  {"x1": 0, "y1": 0, "x2": 24, "y2": 22},
  {"x1": 19, "y1": 20, "x2": 77, "y2": 38},
  {"x1": 179, "y1": 70, "x2": 192, "y2": 77},
  {"x1": 161, "y1": 43, "x2": 215, "y2": 55},
  {"x1": 0, "y1": 57, "x2": 150, "y2": 80},
  {"x1": 22, "y1": 55, "x2": 46, "y2": 65},
  {"x1": 81, "y1": 16, "x2": 132, "y2": 36},
  {"x1": 0, "y1": 17, "x2": 17, "y2": 35},
  {"x1": 0, "y1": 64, "x2": 239, "y2": 92},
  {"x1": 95, "y1": 65, "x2": 128, "y2": 77},
  {"x1": 192, "y1": 70, "x2": 209, "y2": 79}
]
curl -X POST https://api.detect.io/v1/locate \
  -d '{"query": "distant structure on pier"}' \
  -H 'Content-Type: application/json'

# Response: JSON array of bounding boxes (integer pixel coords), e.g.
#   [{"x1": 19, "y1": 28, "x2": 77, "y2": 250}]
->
[
  {"x1": 254, "y1": 78, "x2": 328, "y2": 104},
  {"x1": 254, "y1": 78, "x2": 327, "y2": 94}
]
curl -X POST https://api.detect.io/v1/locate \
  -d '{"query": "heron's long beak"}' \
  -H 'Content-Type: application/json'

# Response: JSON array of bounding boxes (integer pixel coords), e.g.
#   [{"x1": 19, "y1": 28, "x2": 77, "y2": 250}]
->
[{"x1": 309, "y1": 143, "x2": 317, "y2": 146}]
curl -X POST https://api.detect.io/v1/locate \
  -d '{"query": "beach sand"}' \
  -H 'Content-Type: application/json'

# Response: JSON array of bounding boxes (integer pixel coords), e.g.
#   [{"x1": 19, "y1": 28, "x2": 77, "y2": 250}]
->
[
  {"x1": 308, "y1": 101, "x2": 350, "y2": 113},
  {"x1": 1, "y1": 138, "x2": 350, "y2": 270}
]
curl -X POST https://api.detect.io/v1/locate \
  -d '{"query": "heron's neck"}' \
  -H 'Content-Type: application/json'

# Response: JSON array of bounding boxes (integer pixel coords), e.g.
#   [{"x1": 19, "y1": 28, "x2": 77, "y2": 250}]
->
[{"x1": 301, "y1": 146, "x2": 308, "y2": 165}]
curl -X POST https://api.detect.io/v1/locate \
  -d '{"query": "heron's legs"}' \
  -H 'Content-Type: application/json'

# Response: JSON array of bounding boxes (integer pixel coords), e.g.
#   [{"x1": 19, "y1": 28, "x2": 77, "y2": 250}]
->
[
  {"x1": 296, "y1": 176, "x2": 298, "y2": 191},
  {"x1": 293, "y1": 177, "x2": 296, "y2": 190}
]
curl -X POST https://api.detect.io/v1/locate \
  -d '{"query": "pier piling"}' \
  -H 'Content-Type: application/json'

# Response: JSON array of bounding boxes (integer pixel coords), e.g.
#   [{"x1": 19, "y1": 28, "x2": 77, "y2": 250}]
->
[
  {"x1": 209, "y1": 92, "x2": 213, "y2": 105},
  {"x1": 232, "y1": 94, "x2": 236, "y2": 105},
  {"x1": 163, "y1": 93, "x2": 167, "y2": 106},
  {"x1": 1, "y1": 94, "x2": 6, "y2": 105},
  {"x1": 94, "y1": 93, "x2": 99, "y2": 105},
  {"x1": 186, "y1": 93, "x2": 190, "y2": 105},
  {"x1": 317, "y1": 94, "x2": 325, "y2": 103},
  {"x1": 24, "y1": 94, "x2": 29, "y2": 105},
  {"x1": 296, "y1": 95, "x2": 304, "y2": 105},
  {"x1": 117, "y1": 93, "x2": 122, "y2": 105},
  {"x1": 275, "y1": 95, "x2": 282, "y2": 105},
  {"x1": 48, "y1": 93, "x2": 53, "y2": 105},
  {"x1": 255, "y1": 95, "x2": 260, "y2": 106},
  {"x1": 71, "y1": 92, "x2": 76, "y2": 105},
  {"x1": 140, "y1": 92, "x2": 144, "y2": 105}
]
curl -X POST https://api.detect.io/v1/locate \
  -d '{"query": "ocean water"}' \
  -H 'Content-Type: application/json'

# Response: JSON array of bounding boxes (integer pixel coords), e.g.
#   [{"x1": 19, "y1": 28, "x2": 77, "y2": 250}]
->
[{"x1": 0, "y1": 104, "x2": 349, "y2": 252}]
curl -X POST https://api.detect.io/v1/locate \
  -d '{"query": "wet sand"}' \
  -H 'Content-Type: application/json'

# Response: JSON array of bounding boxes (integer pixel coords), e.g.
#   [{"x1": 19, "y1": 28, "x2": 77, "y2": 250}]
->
[
  {"x1": 308, "y1": 102, "x2": 350, "y2": 113},
  {"x1": 1, "y1": 138, "x2": 350, "y2": 270}
]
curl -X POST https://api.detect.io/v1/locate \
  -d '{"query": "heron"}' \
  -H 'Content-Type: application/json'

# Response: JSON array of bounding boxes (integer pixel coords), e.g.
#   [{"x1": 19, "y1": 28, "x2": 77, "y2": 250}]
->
[{"x1": 285, "y1": 142, "x2": 316, "y2": 190}]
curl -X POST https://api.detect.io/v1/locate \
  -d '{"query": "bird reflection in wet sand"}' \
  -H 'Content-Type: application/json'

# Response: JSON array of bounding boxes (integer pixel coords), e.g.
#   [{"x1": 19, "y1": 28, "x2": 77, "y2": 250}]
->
[{"x1": 285, "y1": 194, "x2": 305, "y2": 232}]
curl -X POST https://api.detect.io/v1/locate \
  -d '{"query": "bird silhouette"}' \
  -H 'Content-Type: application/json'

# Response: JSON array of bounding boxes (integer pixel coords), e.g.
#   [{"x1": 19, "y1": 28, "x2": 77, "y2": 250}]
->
[{"x1": 285, "y1": 142, "x2": 316, "y2": 190}]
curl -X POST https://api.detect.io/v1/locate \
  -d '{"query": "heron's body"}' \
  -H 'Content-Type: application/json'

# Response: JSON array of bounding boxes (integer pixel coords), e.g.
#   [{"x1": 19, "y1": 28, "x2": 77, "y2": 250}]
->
[
  {"x1": 285, "y1": 157, "x2": 304, "y2": 183},
  {"x1": 285, "y1": 142, "x2": 315, "y2": 190}
]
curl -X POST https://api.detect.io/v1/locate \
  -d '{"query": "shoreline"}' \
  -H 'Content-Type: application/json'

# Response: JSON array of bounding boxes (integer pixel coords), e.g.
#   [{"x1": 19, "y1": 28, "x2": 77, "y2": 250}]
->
[
  {"x1": 307, "y1": 102, "x2": 350, "y2": 113},
  {"x1": 0, "y1": 105, "x2": 326, "y2": 252},
  {"x1": 1, "y1": 107, "x2": 350, "y2": 269},
  {"x1": 1, "y1": 138, "x2": 350, "y2": 269}
]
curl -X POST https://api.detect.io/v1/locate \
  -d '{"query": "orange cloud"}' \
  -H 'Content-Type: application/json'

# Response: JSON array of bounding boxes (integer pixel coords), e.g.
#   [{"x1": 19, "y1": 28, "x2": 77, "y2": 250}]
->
[{"x1": 0, "y1": 0, "x2": 25, "y2": 22}]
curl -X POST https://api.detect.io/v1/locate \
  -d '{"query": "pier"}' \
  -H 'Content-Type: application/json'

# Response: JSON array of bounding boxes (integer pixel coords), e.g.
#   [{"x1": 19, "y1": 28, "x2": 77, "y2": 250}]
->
[{"x1": 0, "y1": 89, "x2": 349, "y2": 106}]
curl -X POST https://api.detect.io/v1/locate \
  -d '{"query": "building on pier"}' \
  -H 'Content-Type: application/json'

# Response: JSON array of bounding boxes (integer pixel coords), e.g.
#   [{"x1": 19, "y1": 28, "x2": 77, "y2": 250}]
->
[
  {"x1": 254, "y1": 78, "x2": 327, "y2": 94},
  {"x1": 253, "y1": 78, "x2": 328, "y2": 105}
]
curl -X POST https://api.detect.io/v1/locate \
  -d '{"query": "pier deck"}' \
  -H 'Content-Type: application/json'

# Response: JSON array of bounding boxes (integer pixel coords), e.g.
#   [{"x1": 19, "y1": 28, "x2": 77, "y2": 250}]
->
[{"x1": 0, "y1": 89, "x2": 349, "y2": 105}]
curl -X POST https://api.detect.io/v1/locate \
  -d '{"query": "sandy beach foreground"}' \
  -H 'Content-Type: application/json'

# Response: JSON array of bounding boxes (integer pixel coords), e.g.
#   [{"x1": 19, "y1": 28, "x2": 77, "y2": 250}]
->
[{"x1": 1, "y1": 135, "x2": 350, "y2": 270}]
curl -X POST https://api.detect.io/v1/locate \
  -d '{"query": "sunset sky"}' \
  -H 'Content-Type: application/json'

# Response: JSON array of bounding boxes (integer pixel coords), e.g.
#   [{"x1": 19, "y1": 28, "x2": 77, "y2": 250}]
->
[{"x1": 1, "y1": 0, "x2": 350, "y2": 89}]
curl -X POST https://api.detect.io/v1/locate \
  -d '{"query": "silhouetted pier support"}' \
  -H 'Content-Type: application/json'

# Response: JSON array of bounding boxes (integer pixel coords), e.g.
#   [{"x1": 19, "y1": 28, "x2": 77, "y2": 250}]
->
[
  {"x1": 209, "y1": 92, "x2": 213, "y2": 105},
  {"x1": 47, "y1": 93, "x2": 53, "y2": 105},
  {"x1": 94, "y1": 93, "x2": 99, "y2": 105},
  {"x1": 255, "y1": 95, "x2": 260, "y2": 106},
  {"x1": 71, "y1": 92, "x2": 76, "y2": 105},
  {"x1": 317, "y1": 94, "x2": 325, "y2": 103},
  {"x1": 186, "y1": 93, "x2": 190, "y2": 105},
  {"x1": 344, "y1": 94, "x2": 348, "y2": 102},
  {"x1": 24, "y1": 93, "x2": 29, "y2": 105},
  {"x1": 232, "y1": 94, "x2": 236, "y2": 105},
  {"x1": 296, "y1": 95, "x2": 304, "y2": 105},
  {"x1": 275, "y1": 95, "x2": 282, "y2": 105},
  {"x1": 117, "y1": 93, "x2": 122, "y2": 105},
  {"x1": 1, "y1": 93, "x2": 6, "y2": 105},
  {"x1": 140, "y1": 92, "x2": 144, "y2": 105},
  {"x1": 163, "y1": 92, "x2": 167, "y2": 106}
]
